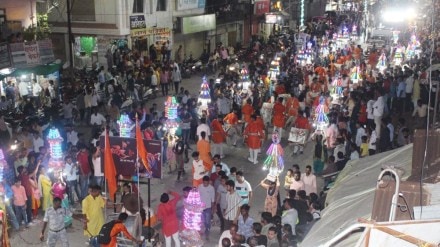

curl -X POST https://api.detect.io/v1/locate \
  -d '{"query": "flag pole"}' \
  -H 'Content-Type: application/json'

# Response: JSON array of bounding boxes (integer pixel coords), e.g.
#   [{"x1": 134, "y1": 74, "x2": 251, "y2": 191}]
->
[
  {"x1": 147, "y1": 177, "x2": 151, "y2": 243},
  {"x1": 104, "y1": 129, "x2": 107, "y2": 222}
]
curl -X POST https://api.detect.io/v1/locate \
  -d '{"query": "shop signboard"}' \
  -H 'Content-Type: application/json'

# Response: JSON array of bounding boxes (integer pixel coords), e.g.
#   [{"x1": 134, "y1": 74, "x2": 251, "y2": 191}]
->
[
  {"x1": 177, "y1": 0, "x2": 205, "y2": 10},
  {"x1": 265, "y1": 14, "x2": 277, "y2": 24},
  {"x1": 146, "y1": 27, "x2": 172, "y2": 44},
  {"x1": 255, "y1": 0, "x2": 270, "y2": 15},
  {"x1": 24, "y1": 42, "x2": 40, "y2": 65},
  {"x1": 130, "y1": 15, "x2": 147, "y2": 37},
  {"x1": 182, "y1": 14, "x2": 216, "y2": 34},
  {"x1": 0, "y1": 43, "x2": 11, "y2": 69},
  {"x1": 9, "y1": 43, "x2": 27, "y2": 68},
  {"x1": 38, "y1": 39, "x2": 55, "y2": 64}
]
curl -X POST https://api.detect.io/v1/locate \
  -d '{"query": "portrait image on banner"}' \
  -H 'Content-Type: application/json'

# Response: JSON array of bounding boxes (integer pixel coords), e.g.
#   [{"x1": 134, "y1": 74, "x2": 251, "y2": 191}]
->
[
  {"x1": 100, "y1": 136, "x2": 137, "y2": 176},
  {"x1": 100, "y1": 137, "x2": 162, "y2": 179}
]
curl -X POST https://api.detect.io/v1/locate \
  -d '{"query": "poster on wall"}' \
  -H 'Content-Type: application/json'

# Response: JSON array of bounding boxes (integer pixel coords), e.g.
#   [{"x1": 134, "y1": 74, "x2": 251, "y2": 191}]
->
[
  {"x1": 9, "y1": 43, "x2": 27, "y2": 68},
  {"x1": 0, "y1": 43, "x2": 11, "y2": 69},
  {"x1": 130, "y1": 15, "x2": 147, "y2": 37},
  {"x1": 38, "y1": 39, "x2": 55, "y2": 64},
  {"x1": 255, "y1": 0, "x2": 270, "y2": 15},
  {"x1": 148, "y1": 27, "x2": 172, "y2": 44},
  {"x1": 100, "y1": 137, "x2": 162, "y2": 179},
  {"x1": 24, "y1": 42, "x2": 40, "y2": 65}
]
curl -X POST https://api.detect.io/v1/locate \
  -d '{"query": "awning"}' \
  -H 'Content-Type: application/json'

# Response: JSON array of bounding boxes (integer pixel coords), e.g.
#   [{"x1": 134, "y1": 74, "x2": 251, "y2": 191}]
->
[{"x1": 11, "y1": 63, "x2": 61, "y2": 77}]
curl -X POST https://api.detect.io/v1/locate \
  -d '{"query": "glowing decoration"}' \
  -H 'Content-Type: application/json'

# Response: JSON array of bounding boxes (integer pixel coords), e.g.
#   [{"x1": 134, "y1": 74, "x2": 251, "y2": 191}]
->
[
  {"x1": 314, "y1": 96, "x2": 329, "y2": 131},
  {"x1": 406, "y1": 34, "x2": 420, "y2": 60},
  {"x1": 197, "y1": 76, "x2": 211, "y2": 118},
  {"x1": 179, "y1": 188, "x2": 204, "y2": 247},
  {"x1": 392, "y1": 31, "x2": 400, "y2": 44},
  {"x1": 300, "y1": 0, "x2": 305, "y2": 27},
  {"x1": 393, "y1": 45, "x2": 404, "y2": 66},
  {"x1": 47, "y1": 128, "x2": 64, "y2": 170},
  {"x1": 331, "y1": 77, "x2": 344, "y2": 99},
  {"x1": 117, "y1": 114, "x2": 132, "y2": 137},
  {"x1": 376, "y1": 52, "x2": 387, "y2": 72},
  {"x1": 351, "y1": 66, "x2": 362, "y2": 84},
  {"x1": 263, "y1": 132, "x2": 284, "y2": 180},
  {"x1": 164, "y1": 96, "x2": 180, "y2": 134},
  {"x1": 239, "y1": 66, "x2": 251, "y2": 90},
  {"x1": 0, "y1": 149, "x2": 5, "y2": 182}
]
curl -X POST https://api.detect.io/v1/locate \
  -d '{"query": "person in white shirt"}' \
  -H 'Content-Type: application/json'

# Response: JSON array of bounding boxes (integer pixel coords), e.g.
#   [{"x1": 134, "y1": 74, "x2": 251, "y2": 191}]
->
[
  {"x1": 211, "y1": 155, "x2": 230, "y2": 175},
  {"x1": 235, "y1": 171, "x2": 253, "y2": 206},
  {"x1": 18, "y1": 80, "x2": 29, "y2": 100},
  {"x1": 368, "y1": 124, "x2": 377, "y2": 155},
  {"x1": 66, "y1": 125, "x2": 79, "y2": 146},
  {"x1": 196, "y1": 118, "x2": 211, "y2": 141},
  {"x1": 90, "y1": 108, "x2": 106, "y2": 126},
  {"x1": 412, "y1": 99, "x2": 431, "y2": 128},
  {"x1": 350, "y1": 143, "x2": 360, "y2": 160},
  {"x1": 366, "y1": 98, "x2": 375, "y2": 127},
  {"x1": 218, "y1": 224, "x2": 238, "y2": 247},
  {"x1": 281, "y1": 199, "x2": 298, "y2": 235},
  {"x1": 372, "y1": 91, "x2": 384, "y2": 138},
  {"x1": 301, "y1": 165, "x2": 317, "y2": 196},
  {"x1": 355, "y1": 123, "x2": 366, "y2": 148},
  {"x1": 63, "y1": 100, "x2": 75, "y2": 124},
  {"x1": 32, "y1": 132, "x2": 45, "y2": 153},
  {"x1": 198, "y1": 176, "x2": 215, "y2": 239},
  {"x1": 63, "y1": 156, "x2": 80, "y2": 205},
  {"x1": 91, "y1": 147, "x2": 103, "y2": 187},
  {"x1": 217, "y1": 94, "x2": 231, "y2": 116},
  {"x1": 32, "y1": 79, "x2": 42, "y2": 106},
  {"x1": 289, "y1": 171, "x2": 305, "y2": 193}
]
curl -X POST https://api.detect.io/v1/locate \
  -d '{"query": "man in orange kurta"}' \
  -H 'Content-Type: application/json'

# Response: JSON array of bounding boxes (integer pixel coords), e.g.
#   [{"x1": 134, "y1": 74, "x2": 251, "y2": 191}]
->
[
  {"x1": 272, "y1": 97, "x2": 286, "y2": 139},
  {"x1": 241, "y1": 99, "x2": 254, "y2": 126},
  {"x1": 285, "y1": 94, "x2": 299, "y2": 127},
  {"x1": 244, "y1": 115, "x2": 264, "y2": 164},
  {"x1": 223, "y1": 109, "x2": 239, "y2": 146},
  {"x1": 102, "y1": 213, "x2": 140, "y2": 247},
  {"x1": 211, "y1": 115, "x2": 226, "y2": 158},
  {"x1": 196, "y1": 131, "x2": 213, "y2": 171}
]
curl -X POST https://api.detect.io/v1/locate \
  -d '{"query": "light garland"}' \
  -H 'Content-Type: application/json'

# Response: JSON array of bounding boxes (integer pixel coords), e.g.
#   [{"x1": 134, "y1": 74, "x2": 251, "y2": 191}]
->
[
  {"x1": 118, "y1": 114, "x2": 132, "y2": 137},
  {"x1": 351, "y1": 66, "x2": 361, "y2": 84},
  {"x1": 47, "y1": 128, "x2": 64, "y2": 170},
  {"x1": 300, "y1": 0, "x2": 305, "y2": 27},
  {"x1": 240, "y1": 66, "x2": 251, "y2": 90},
  {"x1": 164, "y1": 96, "x2": 180, "y2": 134},
  {"x1": 263, "y1": 132, "x2": 284, "y2": 178},
  {"x1": 179, "y1": 188, "x2": 204, "y2": 246}
]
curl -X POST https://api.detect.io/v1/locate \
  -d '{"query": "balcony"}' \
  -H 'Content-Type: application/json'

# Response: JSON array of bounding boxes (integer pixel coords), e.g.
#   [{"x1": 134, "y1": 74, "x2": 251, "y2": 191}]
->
[{"x1": 206, "y1": 1, "x2": 250, "y2": 25}]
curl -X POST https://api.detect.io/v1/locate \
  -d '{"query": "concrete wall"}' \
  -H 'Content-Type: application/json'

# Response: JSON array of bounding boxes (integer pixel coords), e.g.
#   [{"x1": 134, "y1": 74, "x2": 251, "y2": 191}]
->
[{"x1": 0, "y1": 0, "x2": 36, "y2": 28}]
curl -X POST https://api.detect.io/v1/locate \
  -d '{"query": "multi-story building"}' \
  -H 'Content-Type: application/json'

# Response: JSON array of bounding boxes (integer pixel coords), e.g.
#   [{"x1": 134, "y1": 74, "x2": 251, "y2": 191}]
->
[{"x1": 0, "y1": 0, "x2": 37, "y2": 38}]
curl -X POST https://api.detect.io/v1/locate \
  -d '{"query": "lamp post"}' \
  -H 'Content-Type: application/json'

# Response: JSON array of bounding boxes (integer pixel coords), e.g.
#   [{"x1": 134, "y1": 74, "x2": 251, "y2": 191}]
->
[
  {"x1": 249, "y1": 0, "x2": 255, "y2": 43},
  {"x1": 66, "y1": 0, "x2": 74, "y2": 73}
]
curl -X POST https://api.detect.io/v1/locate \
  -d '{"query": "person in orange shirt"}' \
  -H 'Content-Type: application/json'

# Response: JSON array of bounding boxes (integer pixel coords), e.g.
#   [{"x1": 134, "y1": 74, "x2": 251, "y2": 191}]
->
[
  {"x1": 197, "y1": 131, "x2": 213, "y2": 171},
  {"x1": 353, "y1": 45, "x2": 362, "y2": 62},
  {"x1": 254, "y1": 110, "x2": 266, "y2": 154},
  {"x1": 285, "y1": 94, "x2": 299, "y2": 127},
  {"x1": 211, "y1": 115, "x2": 226, "y2": 158},
  {"x1": 100, "y1": 213, "x2": 141, "y2": 247},
  {"x1": 243, "y1": 115, "x2": 264, "y2": 164},
  {"x1": 241, "y1": 98, "x2": 254, "y2": 127},
  {"x1": 291, "y1": 110, "x2": 311, "y2": 155},
  {"x1": 223, "y1": 109, "x2": 239, "y2": 146},
  {"x1": 272, "y1": 97, "x2": 286, "y2": 139},
  {"x1": 192, "y1": 152, "x2": 209, "y2": 187}
]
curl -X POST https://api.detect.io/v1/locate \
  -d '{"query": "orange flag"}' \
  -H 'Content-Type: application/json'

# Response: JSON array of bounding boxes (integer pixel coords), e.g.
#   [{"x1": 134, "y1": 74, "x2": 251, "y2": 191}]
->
[
  {"x1": 136, "y1": 119, "x2": 151, "y2": 173},
  {"x1": 104, "y1": 130, "x2": 117, "y2": 201}
]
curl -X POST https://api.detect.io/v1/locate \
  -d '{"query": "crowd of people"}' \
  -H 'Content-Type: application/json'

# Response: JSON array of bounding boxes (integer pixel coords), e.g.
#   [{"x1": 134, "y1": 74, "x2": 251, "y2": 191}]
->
[{"x1": 0, "y1": 7, "x2": 439, "y2": 246}]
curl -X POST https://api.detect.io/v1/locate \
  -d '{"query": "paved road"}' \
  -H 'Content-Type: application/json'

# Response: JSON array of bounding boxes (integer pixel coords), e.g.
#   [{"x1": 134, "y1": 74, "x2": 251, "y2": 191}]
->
[{"x1": 10, "y1": 73, "x2": 320, "y2": 246}]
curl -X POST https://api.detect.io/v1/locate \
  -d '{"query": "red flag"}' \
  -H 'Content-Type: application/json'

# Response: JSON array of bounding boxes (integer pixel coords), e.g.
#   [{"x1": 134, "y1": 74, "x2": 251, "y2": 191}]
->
[
  {"x1": 136, "y1": 119, "x2": 151, "y2": 173},
  {"x1": 104, "y1": 130, "x2": 117, "y2": 202}
]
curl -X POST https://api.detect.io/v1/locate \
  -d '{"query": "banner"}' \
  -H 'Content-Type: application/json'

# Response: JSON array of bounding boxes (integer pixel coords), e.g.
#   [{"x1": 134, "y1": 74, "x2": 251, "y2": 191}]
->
[
  {"x1": 100, "y1": 137, "x2": 162, "y2": 178},
  {"x1": 149, "y1": 28, "x2": 172, "y2": 44},
  {"x1": 0, "y1": 43, "x2": 11, "y2": 69},
  {"x1": 24, "y1": 42, "x2": 40, "y2": 65},
  {"x1": 182, "y1": 14, "x2": 216, "y2": 34},
  {"x1": 130, "y1": 15, "x2": 147, "y2": 37},
  {"x1": 38, "y1": 39, "x2": 55, "y2": 64},
  {"x1": 255, "y1": 0, "x2": 270, "y2": 15},
  {"x1": 9, "y1": 43, "x2": 27, "y2": 68}
]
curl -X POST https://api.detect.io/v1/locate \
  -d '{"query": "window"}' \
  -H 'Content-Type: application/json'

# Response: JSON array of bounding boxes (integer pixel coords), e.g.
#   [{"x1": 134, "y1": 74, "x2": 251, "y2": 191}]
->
[
  {"x1": 0, "y1": 9, "x2": 6, "y2": 26},
  {"x1": 71, "y1": 0, "x2": 96, "y2": 21},
  {"x1": 133, "y1": 0, "x2": 144, "y2": 13},
  {"x1": 156, "y1": 0, "x2": 167, "y2": 11}
]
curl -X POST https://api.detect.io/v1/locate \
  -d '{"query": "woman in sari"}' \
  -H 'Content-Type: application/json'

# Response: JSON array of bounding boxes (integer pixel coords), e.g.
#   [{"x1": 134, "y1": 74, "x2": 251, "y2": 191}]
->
[
  {"x1": 29, "y1": 174, "x2": 40, "y2": 219},
  {"x1": 38, "y1": 166, "x2": 52, "y2": 211}
]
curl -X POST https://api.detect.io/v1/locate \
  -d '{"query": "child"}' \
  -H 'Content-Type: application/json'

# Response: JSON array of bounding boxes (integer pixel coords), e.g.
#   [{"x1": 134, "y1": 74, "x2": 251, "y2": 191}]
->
[
  {"x1": 360, "y1": 135, "x2": 369, "y2": 158},
  {"x1": 12, "y1": 178, "x2": 28, "y2": 228}
]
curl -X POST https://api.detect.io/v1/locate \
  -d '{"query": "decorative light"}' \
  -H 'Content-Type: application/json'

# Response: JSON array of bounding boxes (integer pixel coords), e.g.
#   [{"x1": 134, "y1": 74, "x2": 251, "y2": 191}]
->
[
  {"x1": 331, "y1": 77, "x2": 344, "y2": 98},
  {"x1": 47, "y1": 128, "x2": 64, "y2": 170},
  {"x1": 314, "y1": 96, "x2": 329, "y2": 131},
  {"x1": 0, "y1": 149, "x2": 5, "y2": 182},
  {"x1": 300, "y1": 0, "x2": 305, "y2": 27},
  {"x1": 351, "y1": 66, "x2": 362, "y2": 84},
  {"x1": 197, "y1": 76, "x2": 211, "y2": 117},
  {"x1": 263, "y1": 132, "x2": 284, "y2": 179},
  {"x1": 180, "y1": 188, "x2": 204, "y2": 247},
  {"x1": 118, "y1": 114, "x2": 132, "y2": 137},
  {"x1": 164, "y1": 96, "x2": 180, "y2": 134},
  {"x1": 239, "y1": 66, "x2": 251, "y2": 90}
]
